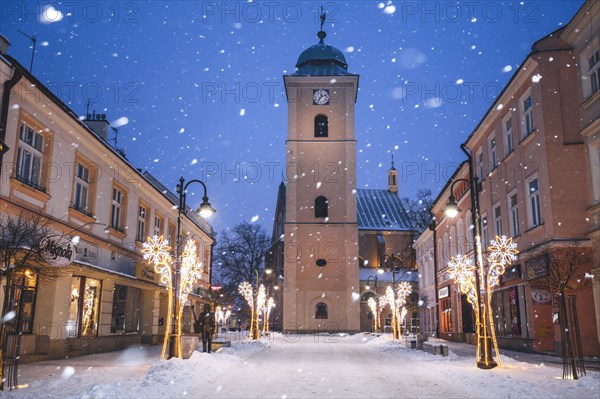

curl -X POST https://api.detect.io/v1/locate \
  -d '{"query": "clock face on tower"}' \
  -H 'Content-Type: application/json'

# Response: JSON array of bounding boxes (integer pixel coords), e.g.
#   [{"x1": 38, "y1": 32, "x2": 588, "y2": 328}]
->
[{"x1": 313, "y1": 89, "x2": 330, "y2": 105}]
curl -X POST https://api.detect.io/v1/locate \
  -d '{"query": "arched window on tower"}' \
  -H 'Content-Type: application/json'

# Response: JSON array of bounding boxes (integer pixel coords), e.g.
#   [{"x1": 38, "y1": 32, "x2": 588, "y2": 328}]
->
[
  {"x1": 314, "y1": 114, "x2": 328, "y2": 137},
  {"x1": 315, "y1": 196, "x2": 328, "y2": 218},
  {"x1": 315, "y1": 302, "x2": 328, "y2": 319}
]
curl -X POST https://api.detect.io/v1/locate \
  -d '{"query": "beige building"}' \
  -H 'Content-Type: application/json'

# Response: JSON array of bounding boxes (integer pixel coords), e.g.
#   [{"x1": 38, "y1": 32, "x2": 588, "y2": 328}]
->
[
  {"x1": 0, "y1": 37, "x2": 215, "y2": 360},
  {"x1": 414, "y1": 225, "x2": 436, "y2": 337}
]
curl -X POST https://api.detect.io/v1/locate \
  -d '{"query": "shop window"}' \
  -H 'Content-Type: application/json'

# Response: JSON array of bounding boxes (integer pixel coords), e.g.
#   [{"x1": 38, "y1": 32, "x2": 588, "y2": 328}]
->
[
  {"x1": 439, "y1": 298, "x2": 452, "y2": 333},
  {"x1": 110, "y1": 284, "x2": 141, "y2": 334},
  {"x1": 315, "y1": 302, "x2": 328, "y2": 319},
  {"x1": 6, "y1": 269, "x2": 38, "y2": 334},
  {"x1": 67, "y1": 276, "x2": 101, "y2": 338},
  {"x1": 461, "y1": 295, "x2": 475, "y2": 333},
  {"x1": 492, "y1": 286, "x2": 523, "y2": 337}
]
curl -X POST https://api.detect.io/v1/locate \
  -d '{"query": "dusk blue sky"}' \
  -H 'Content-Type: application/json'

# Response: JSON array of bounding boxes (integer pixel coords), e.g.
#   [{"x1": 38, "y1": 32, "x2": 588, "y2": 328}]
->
[{"x1": 1, "y1": 1, "x2": 584, "y2": 234}]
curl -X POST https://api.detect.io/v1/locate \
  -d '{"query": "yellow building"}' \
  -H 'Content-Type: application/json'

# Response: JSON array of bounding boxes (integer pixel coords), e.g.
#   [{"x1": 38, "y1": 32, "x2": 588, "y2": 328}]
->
[{"x1": 0, "y1": 37, "x2": 215, "y2": 360}]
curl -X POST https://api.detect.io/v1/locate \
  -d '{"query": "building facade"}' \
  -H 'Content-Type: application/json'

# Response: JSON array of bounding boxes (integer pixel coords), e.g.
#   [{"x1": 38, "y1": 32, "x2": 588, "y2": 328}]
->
[
  {"x1": 0, "y1": 38, "x2": 215, "y2": 360},
  {"x1": 560, "y1": 0, "x2": 600, "y2": 347},
  {"x1": 422, "y1": 0, "x2": 599, "y2": 356},
  {"x1": 414, "y1": 225, "x2": 436, "y2": 337}
]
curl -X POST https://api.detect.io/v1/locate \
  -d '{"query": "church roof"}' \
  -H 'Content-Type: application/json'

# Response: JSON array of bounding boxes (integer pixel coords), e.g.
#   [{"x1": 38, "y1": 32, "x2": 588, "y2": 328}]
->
[
  {"x1": 359, "y1": 267, "x2": 418, "y2": 283},
  {"x1": 356, "y1": 189, "x2": 413, "y2": 231}
]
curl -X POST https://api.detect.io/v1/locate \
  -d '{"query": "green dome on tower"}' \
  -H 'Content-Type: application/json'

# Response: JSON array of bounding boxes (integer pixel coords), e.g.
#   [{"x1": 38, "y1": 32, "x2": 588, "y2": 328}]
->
[{"x1": 294, "y1": 30, "x2": 352, "y2": 76}]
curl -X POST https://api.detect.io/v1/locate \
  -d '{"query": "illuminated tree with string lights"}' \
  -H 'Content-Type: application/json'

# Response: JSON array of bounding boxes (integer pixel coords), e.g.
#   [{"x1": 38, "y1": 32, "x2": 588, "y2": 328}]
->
[
  {"x1": 142, "y1": 235, "x2": 203, "y2": 359},
  {"x1": 447, "y1": 235, "x2": 518, "y2": 367}
]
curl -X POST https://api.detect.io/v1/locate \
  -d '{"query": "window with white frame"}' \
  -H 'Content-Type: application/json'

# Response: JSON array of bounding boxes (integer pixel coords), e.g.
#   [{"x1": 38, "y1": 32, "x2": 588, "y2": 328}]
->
[
  {"x1": 488, "y1": 135, "x2": 497, "y2": 170},
  {"x1": 137, "y1": 205, "x2": 147, "y2": 242},
  {"x1": 493, "y1": 205, "x2": 502, "y2": 237},
  {"x1": 443, "y1": 232, "x2": 449, "y2": 264},
  {"x1": 73, "y1": 163, "x2": 90, "y2": 213},
  {"x1": 449, "y1": 227, "x2": 457, "y2": 257},
  {"x1": 508, "y1": 192, "x2": 520, "y2": 237},
  {"x1": 588, "y1": 49, "x2": 600, "y2": 96},
  {"x1": 16, "y1": 124, "x2": 44, "y2": 188},
  {"x1": 457, "y1": 218, "x2": 465, "y2": 255},
  {"x1": 477, "y1": 148, "x2": 484, "y2": 181},
  {"x1": 592, "y1": 142, "x2": 600, "y2": 203},
  {"x1": 111, "y1": 187, "x2": 123, "y2": 230},
  {"x1": 527, "y1": 176, "x2": 542, "y2": 228},
  {"x1": 503, "y1": 115, "x2": 514, "y2": 155},
  {"x1": 523, "y1": 94, "x2": 534, "y2": 137},
  {"x1": 154, "y1": 215, "x2": 162, "y2": 237},
  {"x1": 465, "y1": 210, "x2": 473, "y2": 251},
  {"x1": 481, "y1": 215, "x2": 489, "y2": 252},
  {"x1": 437, "y1": 239, "x2": 443, "y2": 268}
]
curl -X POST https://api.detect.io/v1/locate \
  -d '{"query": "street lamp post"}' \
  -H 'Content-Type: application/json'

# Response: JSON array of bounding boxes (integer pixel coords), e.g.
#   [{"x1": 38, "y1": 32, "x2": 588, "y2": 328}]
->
[
  {"x1": 443, "y1": 144, "x2": 497, "y2": 369},
  {"x1": 169, "y1": 176, "x2": 215, "y2": 359}
]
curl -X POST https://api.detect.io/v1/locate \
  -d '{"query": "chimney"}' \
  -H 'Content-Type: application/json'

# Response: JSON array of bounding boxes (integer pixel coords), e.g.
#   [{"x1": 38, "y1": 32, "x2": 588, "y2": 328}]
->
[
  {"x1": 84, "y1": 111, "x2": 109, "y2": 141},
  {"x1": 0, "y1": 34, "x2": 10, "y2": 55}
]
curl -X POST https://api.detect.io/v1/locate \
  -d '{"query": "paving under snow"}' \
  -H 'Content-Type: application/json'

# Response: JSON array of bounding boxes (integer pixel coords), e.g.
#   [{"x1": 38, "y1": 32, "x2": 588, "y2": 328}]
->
[{"x1": 3, "y1": 333, "x2": 599, "y2": 398}]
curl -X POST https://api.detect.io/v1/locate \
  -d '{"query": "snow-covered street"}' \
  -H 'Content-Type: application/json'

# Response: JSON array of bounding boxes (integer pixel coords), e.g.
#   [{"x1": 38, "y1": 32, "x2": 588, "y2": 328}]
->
[{"x1": 4, "y1": 334, "x2": 599, "y2": 398}]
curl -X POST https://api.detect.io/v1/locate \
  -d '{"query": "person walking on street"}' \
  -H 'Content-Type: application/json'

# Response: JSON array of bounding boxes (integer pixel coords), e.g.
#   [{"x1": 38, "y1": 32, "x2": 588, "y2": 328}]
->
[{"x1": 200, "y1": 304, "x2": 215, "y2": 353}]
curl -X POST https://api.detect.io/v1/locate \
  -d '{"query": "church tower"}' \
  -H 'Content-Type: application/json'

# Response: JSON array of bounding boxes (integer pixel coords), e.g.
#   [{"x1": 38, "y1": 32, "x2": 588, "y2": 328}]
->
[{"x1": 282, "y1": 19, "x2": 360, "y2": 332}]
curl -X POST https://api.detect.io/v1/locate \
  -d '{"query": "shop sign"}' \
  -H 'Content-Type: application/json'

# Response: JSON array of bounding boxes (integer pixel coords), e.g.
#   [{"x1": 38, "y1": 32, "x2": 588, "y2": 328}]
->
[
  {"x1": 501, "y1": 264, "x2": 521, "y2": 284},
  {"x1": 135, "y1": 262, "x2": 159, "y2": 284},
  {"x1": 75, "y1": 240, "x2": 99, "y2": 264},
  {"x1": 40, "y1": 235, "x2": 76, "y2": 267},
  {"x1": 525, "y1": 255, "x2": 549, "y2": 280},
  {"x1": 438, "y1": 286, "x2": 449, "y2": 299}
]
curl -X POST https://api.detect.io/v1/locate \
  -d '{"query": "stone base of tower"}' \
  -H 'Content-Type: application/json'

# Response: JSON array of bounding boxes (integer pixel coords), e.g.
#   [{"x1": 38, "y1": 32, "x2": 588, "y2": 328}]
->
[{"x1": 282, "y1": 223, "x2": 360, "y2": 334}]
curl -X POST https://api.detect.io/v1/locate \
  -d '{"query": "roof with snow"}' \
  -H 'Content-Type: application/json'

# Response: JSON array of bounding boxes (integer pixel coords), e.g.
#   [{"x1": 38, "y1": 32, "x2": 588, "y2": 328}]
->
[
  {"x1": 356, "y1": 189, "x2": 413, "y2": 231},
  {"x1": 359, "y1": 267, "x2": 418, "y2": 283}
]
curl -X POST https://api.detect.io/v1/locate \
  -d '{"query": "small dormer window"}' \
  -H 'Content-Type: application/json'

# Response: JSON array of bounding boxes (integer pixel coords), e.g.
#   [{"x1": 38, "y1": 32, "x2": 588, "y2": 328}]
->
[{"x1": 315, "y1": 115, "x2": 328, "y2": 137}]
